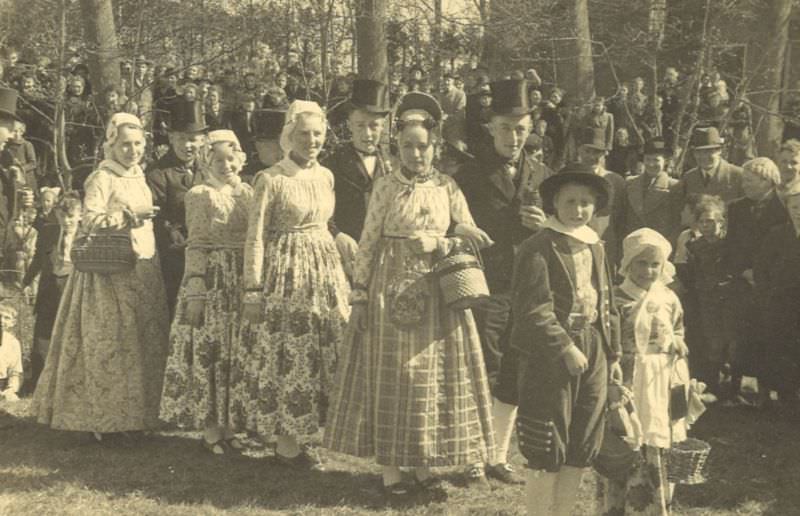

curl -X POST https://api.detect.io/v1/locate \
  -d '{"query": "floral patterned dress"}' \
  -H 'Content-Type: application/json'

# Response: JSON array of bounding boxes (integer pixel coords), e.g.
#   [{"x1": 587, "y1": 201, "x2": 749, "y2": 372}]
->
[
  {"x1": 33, "y1": 159, "x2": 170, "y2": 433},
  {"x1": 241, "y1": 157, "x2": 350, "y2": 443},
  {"x1": 159, "y1": 181, "x2": 253, "y2": 430},
  {"x1": 323, "y1": 168, "x2": 496, "y2": 467},
  {"x1": 599, "y1": 279, "x2": 689, "y2": 516}
]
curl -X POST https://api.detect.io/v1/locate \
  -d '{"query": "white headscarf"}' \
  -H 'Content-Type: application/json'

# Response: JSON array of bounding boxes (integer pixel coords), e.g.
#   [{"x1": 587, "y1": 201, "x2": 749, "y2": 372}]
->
[
  {"x1": 102, "y1": 112, "x2": 144, "y2": 160},
  {"x1": 202, "y1": 129, "x2": 246, "y2": 191},
  {"x1": 620, "y1": 227, "x2": 675, "y2": 284},
  {"x1": 279, "y1": 100, "x2": 326, "y2": 156}
]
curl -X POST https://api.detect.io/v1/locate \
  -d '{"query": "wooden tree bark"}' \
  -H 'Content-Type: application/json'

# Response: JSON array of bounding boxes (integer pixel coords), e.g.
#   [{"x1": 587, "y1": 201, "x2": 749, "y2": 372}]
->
[
  {"x1": 572, "y1": 0, "x2": 595, "y2": 103},
  {"x1": 79, "y1": 0, "x2": 121, "y2": 104},
  {"x1": 749, "y1": 0, "x2": 792, "y2": 158},
  {"x1": 432, "y1": 0, "x2": 443, "y2": 87},
  {"x1": 356, "y1": 0, "x2": 388, "y2": 83}
]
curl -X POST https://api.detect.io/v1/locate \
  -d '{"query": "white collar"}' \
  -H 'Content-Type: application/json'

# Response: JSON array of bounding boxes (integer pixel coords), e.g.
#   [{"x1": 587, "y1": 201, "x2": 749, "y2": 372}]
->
[
  {"x1": 99, "y1": 159, "x2": 143, "y2": 178},
  {"x1": 542, "y1": 216, "x2": 600, "y2": 245},
  {"x1": 205, "y1": 174, "x2": 243, "y2": 195}
]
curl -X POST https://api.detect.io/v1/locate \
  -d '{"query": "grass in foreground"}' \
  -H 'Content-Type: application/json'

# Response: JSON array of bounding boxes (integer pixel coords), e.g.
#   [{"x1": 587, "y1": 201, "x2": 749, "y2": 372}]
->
[{"x1": 1, "y1": 397, "x2": 798, "y2": 515}]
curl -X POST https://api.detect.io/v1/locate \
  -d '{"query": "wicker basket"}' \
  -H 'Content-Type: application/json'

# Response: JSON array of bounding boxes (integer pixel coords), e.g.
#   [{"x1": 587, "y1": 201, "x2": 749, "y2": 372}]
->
[
  {"x1": 433, "y1": 237, "x2": 490, "y2": 310},
  {"x1": 71, "y1": 229, "x2": 137, "y2": 275},
  {"x1": 667, "y1": 437, "x2": 711, "y2": 485}
]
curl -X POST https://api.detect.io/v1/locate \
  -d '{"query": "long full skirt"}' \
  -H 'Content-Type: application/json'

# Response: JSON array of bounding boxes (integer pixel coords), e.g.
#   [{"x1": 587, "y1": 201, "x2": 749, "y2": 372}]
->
[
  {"x1": 324, "y1": 238, "x2": 496, "y2": 467},
  {"x1": 33, "y1": 259, "x2": 170, "y2": 433},
  {"x1": 240, "y1": 230, "x2": 350, "y2": 443},
  {"x1": 159, "y1": 248, "x2": 248, "y2": 430}
]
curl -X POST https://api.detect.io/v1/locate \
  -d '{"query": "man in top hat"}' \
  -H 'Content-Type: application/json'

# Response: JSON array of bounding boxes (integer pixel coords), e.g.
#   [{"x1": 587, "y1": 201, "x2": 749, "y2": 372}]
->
[
  {"x1": 241, "y1": 94, "x2": 288, "y2": 185},
  {"x1": 0, "y1": 87, "x2": 22, "y2": 225},
  {"x1": 576, "y1": 126, "x2": 627, "y2": 267},
  {"x1": 454, "y1": 79, "x2": 553, "y2": 486},
  {"x1": 620, "y1": 137, "x2": 681, "y2": 241},
  {"x1": 146, "y1": 95, "x2": 208, "y2": 316},
  {"x1": 322, "y1": 79, "x2": 392, "y2": 276},
  {"x1": 679, "y1": 126, "x2": 743, "y2": 204}
]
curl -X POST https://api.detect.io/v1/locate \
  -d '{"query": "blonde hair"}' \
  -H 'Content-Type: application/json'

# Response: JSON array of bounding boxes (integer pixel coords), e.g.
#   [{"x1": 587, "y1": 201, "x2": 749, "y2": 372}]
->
[{"x1": 742, "y1": 157, "x2": 781, "y2": 186}]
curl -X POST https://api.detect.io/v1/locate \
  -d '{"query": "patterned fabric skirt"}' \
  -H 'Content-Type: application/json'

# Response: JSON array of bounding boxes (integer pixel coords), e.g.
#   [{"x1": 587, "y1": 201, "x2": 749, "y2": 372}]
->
[
  {"x1": 240, "y1": 230, "x2": 349, "y2": 443},
  {"x1": 598, "y1": 446, "x2": 671, "y2": 516},
  {"x1": 33, "y1": 259, "x2": 170, "y2": 433},
  {"x1": 160, "y1": 248, "x2": 248, "y2": 431},
  {"x1": 324, "y1": 238, "x2": 496, "y2": 467}
]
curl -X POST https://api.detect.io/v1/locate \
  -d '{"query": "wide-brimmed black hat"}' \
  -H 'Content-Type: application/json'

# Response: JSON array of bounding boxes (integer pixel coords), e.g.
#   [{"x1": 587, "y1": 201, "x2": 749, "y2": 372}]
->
[
  {"x1": 167, "y1": 96, "x2": 208, "y2": 133},
  {"x1": 396, "y1": 91, "x2": 443, "y2": 123},
  {"x1": 490, "y1": 79, "x2": 535, "y2": 116},
  {"x1": 690, "y1": 126, "x2": 723, "y2": 149},
  {"x1": 540, "y1": 162, "x2": 611, "y2": 215},
  {"x1": 578, "y1": 127, "x2": 609, "y2": 152},
  {"x1": 0, "y1": 87, "x2": 22, "y2": 122},
  {"x1": 643, "y1": 137, "x2": 668, "y2": 156}
]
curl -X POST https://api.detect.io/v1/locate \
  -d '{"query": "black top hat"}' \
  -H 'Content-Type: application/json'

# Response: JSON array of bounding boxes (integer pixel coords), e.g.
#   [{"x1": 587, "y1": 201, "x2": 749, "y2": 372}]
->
[
  {"x1": 253, "y1": 109, "x2": 286, "y2": 141},
  {"x1": 0, "y1": 87, "x2": 22, "y2": 122},
  {"x1": 262, "y1": 90, "x2": 290, "y2": 111},
  {"x1": 690, "y1": 126, "x2": 723, "y2": 149},
  {"x1": 490, "y1": 79, "x2": 534, "y2": 117},
  {"x1": 167, "y1": 96, "x2": 208, "y2": 133},
  {"x1": 540, "y1": 162, "x2": 611, "y2": 215},
  {"x1": 346, "y1": 79, "x2": 391, "y2": 115},
  {"x1": 396, "y1": 92, "x2": 443, "y2": 123},
  {"x1": 643, "y1": 137, "x2": 668, "y2": 156},
  {"x1": 579, "y1": 127, "x2": 608, "y2": 152}
]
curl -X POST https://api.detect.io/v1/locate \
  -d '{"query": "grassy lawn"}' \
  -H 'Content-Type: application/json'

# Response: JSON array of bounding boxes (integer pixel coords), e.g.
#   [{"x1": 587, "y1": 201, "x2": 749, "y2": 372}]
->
[
  {"x1": 1, "y1": 398, "x2": 798, "y2": 515},
  {"x1": 0, "y1": 288, "x2": 798, "y2": 515}
]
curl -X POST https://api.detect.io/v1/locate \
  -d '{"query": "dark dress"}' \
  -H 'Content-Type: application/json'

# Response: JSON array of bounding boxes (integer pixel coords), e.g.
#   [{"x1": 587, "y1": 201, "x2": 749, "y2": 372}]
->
[{"x1": 511, "y1": 229, "x2": 620, "y2": 472}]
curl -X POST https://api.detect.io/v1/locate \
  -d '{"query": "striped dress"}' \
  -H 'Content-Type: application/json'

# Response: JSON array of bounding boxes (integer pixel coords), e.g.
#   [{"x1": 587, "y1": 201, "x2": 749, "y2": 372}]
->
[{"x1": 324, "y1": 168, "x2": 496, "y2": 467}]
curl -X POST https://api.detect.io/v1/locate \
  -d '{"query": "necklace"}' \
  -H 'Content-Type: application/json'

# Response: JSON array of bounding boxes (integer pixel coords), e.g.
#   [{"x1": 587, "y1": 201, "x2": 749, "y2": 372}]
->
[{"x1": 401, "y1": 167, "x2": 435, "y2": 184}]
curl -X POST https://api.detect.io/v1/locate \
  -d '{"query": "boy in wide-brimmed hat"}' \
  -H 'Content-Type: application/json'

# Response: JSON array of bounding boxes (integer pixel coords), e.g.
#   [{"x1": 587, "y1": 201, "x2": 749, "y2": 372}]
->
[
  {"x1": 454, "y1": 78, "x2": 554, "y2": 486},
  {"x1": 322, "y1": 78, "x2": 392, "y2": 276},
  {"x1": 146, "y1": 95, "x2": 209, "y2": 316},
  {"x1": 512, "y1": 163, "x2": 621, "y2": 515}
]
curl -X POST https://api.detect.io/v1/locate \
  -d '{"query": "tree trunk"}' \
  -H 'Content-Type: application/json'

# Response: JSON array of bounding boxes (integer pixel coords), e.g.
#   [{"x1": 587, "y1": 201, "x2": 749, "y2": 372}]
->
[
  {"x1": 432, "y1": 0, "x2": 443, "y2": 86},
  {"x1": 355, "y1": 0, "x2": 388, "y2": 83},
  {"x1": 750, "y1": 0, "x2": 792, "y2": 158},
  {"x1": 79, "y1": 0, "x2": 121, "y2": 104},
  {"x1": 573, "y1": 0, "x2": 595, "y2": 104}
]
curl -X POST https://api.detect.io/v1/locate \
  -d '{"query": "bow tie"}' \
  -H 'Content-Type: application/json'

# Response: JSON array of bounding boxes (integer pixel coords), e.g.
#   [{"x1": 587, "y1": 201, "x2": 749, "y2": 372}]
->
[{"x1": 357, "y1": 150, "x2": 378, "y2": 157}]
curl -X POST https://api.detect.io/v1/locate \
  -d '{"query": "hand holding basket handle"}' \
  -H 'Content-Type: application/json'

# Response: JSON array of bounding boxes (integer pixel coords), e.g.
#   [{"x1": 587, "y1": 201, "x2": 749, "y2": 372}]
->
[{"x1": 453, "y1": 224, "x2": 494, "y2": 250}]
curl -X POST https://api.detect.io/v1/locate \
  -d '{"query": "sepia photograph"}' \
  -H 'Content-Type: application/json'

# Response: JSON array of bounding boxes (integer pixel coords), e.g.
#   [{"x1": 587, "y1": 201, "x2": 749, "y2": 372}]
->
[{"x1": 0, "y1": 0, "x2": 798, "y2": 514}]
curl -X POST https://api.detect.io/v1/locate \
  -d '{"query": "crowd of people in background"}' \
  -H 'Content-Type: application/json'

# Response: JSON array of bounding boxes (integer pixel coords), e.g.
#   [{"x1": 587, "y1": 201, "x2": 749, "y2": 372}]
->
[{"x1": 1, "y1": 41, "x2": 800, "y2": 516}]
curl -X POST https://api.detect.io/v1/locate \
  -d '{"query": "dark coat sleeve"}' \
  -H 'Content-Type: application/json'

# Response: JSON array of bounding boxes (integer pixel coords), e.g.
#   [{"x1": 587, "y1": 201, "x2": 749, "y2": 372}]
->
[{"x1": 511, "y1": 239, "x2": 573, "y2": 361}]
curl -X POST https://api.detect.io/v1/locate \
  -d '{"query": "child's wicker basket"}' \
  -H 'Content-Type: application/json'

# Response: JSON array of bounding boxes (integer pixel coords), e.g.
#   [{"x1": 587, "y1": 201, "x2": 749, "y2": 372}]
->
[{"x1": 667, "y1": 437, "x2": 711, "y2": 484}]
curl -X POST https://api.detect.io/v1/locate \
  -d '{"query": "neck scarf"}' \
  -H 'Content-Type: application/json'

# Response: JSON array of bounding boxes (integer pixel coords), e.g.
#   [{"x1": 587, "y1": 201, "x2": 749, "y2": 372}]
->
[{"x1": 541, "y1": 216, "x2": 600, "y2": 244}]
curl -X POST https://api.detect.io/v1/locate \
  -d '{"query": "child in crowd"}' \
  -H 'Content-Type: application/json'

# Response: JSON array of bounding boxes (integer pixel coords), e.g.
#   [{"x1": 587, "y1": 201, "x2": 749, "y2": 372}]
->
[
  {"x1": 0, "y1": 304, "x2": 23, "y2": 402},
  {"x1": 159, "y1": 130, "x2": 253, "y2": 454},
  {"x1": 600, "y1": 228, "x2": 690, "y2": 515},
  {"x1": 5, "y1": 207, "x2": 38, "y2": 292},
  {"x1": 22, "y1": 192, "x2": 81, "y2": 394},
  {"x1": 680, "y1": 195, "x2": 729, "y2": 403},
  {"x1": 511, "y1": 164, "x2": 621, "y2": 516},
  {"x1": 35, "y1": 187, "x2": 61, "y2": 232}
]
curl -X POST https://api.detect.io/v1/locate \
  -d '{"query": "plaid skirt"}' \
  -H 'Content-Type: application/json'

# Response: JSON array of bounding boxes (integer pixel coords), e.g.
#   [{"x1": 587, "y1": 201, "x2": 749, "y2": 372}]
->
[{"x1": 323, "y1": 238, "x2": 496, "y2": 467}]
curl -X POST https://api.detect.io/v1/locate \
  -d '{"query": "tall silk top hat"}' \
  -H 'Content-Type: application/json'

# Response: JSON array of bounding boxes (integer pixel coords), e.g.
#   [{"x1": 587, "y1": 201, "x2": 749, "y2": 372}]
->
[
  {"x1": 0, "y1": 87, "x2": 22, "y2": 122},
  {"x1": 253, "y1": 110, "x2": 286, "y2": 141},
  {"x1": 579, "y1": 126, "x2": 609, "y2": 152},
  {"x1": 348, "y1": 79, "x2": 391, "y2": 115},
  {"x1": 490, "y1": 79, "x2": 534, "y2": 116},
  {"x1": 168, "y1": 95, "x2": 208, "y2": 133},
  {"x1": 690, "y1": 126, "x2": 723, "y2": 149}
]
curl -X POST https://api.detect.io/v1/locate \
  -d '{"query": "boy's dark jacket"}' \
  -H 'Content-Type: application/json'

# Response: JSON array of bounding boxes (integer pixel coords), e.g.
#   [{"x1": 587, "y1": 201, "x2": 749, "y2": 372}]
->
[{"x1": 510, "y1": 228, "x2": 621, "y2": 362}]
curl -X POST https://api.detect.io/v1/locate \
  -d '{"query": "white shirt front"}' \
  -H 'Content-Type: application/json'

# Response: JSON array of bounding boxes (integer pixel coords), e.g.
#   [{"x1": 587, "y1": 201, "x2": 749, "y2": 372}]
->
[{"x1": 359, "y1": 153, "x2": 378, "y2": 179}]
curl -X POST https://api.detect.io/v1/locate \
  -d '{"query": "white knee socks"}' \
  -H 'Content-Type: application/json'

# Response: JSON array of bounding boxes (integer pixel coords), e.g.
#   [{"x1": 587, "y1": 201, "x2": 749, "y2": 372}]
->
[{"x1": 492, "y1": 397, "x2": 518, "y2": 465}]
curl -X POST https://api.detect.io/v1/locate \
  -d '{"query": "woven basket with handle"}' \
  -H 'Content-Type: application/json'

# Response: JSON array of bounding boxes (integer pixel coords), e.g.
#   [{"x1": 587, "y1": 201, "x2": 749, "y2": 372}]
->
[
  {"x1": 70, "y1": 227, "x2": 137, "y2": 275},
  {"x1": 433, "y1": 237, "x2": 490, "y2": 310}
]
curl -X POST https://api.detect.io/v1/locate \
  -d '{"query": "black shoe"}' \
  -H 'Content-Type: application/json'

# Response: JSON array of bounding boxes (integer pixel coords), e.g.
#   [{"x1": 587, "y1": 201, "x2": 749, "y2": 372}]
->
[
  {"x1": 464, "y1": 464, "x2": 489, "y2": 487},
  {"x1": 486, "y1": 463, "x2": 524, "y2": 485}
]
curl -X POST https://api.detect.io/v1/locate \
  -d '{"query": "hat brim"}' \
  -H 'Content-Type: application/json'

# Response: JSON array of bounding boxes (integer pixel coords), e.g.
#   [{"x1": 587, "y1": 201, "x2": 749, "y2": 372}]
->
[
  {"x1": 691, "y1": 144, "x2": 722, "y2": 150},
  {"x1": 0, "y1": 109, "x2": 23, "y2": 123},
  {"x1": 397, "y1": 92, "x2": 443, "y2": 123},
  {"x1": 168, "y1": 124, "x2": 208, "y2": 134},
  {"x1": 490, "y1": 107, "x2": 536, "y2": 117},
  {"x1": 540, "y1": 171, "x2": 611, "y2": 215},
  {"x1": 580, "y1": 143, "x2": 608, "y2": 152},
  {"x1": 346, "y1": 100, "x2": 391, "y2": 116}
]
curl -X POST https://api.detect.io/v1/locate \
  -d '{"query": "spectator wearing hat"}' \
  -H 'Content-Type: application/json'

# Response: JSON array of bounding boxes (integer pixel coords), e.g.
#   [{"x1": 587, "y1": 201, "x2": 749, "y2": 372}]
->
[
  {"x1": 146, "y1": 96, "x2": 208, "y2": 317},
  {"x1": 204, "y1": 86, "x2": 227, "y2": 131},
  {"x1": 322, "y1": 79, "x2": 391, "y2": 277},
  {"x1": 464, "y1": 83, "x2": 493, "y2": 154},
  {"x1": 541, "y1": 87, "x2": 568, "y2": 170},
  {"x1": 724, "y1": 105, "x2": 756, "y2": 167},
  {"x1": 512, "y1": 163, "x2": 621, "y2": 515},
  {"x1": 438, "y1": 73, "x2": 466, "y2": 118},
  {"x1": 679, "y1": 126, "x2": 744, "y2": 205},
  {"x1": 576, "y1": 126, "x2": 627, "y2": 267},
  {"x1": 241, "y1": 95, "x2": 288, "y2": 184},
  {"x1": 455, "y1": 79, "x2": 553, "y2": 486},
  {"x1": 620, "y1": 138, "x2": 680, "y2": 241},
  {"x1": 0, "y1": 87, "x2": 23, "y2": 255}
]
